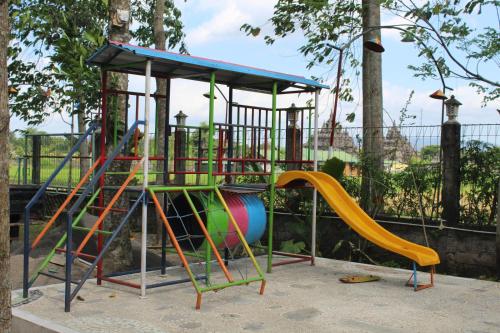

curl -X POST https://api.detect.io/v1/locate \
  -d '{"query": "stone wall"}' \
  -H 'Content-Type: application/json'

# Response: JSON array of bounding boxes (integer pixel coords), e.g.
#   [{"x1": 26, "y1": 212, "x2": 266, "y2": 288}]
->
[{"x1": 272, "y1": 212, "x2": 497, "y2": 278}]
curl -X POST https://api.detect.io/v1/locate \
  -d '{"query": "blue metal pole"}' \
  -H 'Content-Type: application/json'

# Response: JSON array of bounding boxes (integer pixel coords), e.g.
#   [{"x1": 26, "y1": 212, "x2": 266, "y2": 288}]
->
[
  {"x1": 23, "y1": 122, "x2": 99, "y2": 299},
  {"x1": 413, "y1": 261, "x2": 417, "y2": 291},
  {"x1": 69, "y1": 192, "x2": 145, "y2": 302},
  {"x1": 67, "y1": 120, "x2": 145, "y2": 217},
  {"x1": 64, "y1": 212, "x2": 73, "y2": 312}
]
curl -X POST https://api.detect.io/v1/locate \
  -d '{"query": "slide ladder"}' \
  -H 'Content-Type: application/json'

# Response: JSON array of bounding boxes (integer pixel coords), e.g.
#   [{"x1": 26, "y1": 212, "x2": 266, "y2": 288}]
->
[{"x1": 24, "y1": 121, "x2": 146, "y2": 311}]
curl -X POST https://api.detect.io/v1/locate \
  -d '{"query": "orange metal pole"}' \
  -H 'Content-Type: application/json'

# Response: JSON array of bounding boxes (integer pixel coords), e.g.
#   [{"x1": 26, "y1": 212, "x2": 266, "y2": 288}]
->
[
  {"x1": 149, "y1": 190, "x2": 201, "y2": 293},
  {"x1": 31, "y1": 159, "x2": 101, "y2": 250},
  {"x1": 75, "y1": 159, "x2": 144, "y2": 256},
  {"x1": 181, "y1": 189, "x2": 233, "y2": 282}
]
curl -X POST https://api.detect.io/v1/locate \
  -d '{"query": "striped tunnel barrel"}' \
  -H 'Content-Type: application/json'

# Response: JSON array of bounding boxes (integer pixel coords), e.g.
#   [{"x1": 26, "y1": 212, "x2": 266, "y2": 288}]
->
[{"x1": 168, "y1": 192, "x2": 266, "y2": 250}]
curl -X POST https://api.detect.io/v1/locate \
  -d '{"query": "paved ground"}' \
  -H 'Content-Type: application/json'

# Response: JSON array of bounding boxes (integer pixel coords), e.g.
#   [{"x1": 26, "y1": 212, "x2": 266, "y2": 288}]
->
[{"x1": 12, "y1": 257, "x2": 500, "y2": 333}]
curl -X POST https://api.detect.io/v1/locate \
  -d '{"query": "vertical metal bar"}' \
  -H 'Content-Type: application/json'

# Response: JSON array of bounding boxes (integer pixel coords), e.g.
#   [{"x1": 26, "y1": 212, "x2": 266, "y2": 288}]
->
[
  {"x1": 206, "y1": 72, "x2": 216, "y2": 281},
  {"x1": 113, "y1": 94, "x2": 118, "y2": 147},
  {"x1": 258, "y1": 108, "x2": 262, "y2": 160},
  {"x1": 141, "y1": 60, "x2": 152, "y2": 297},
  {"x1": 278, "y1": 108, "x2": 282, "y2": 162},
  {"x1": 161, "y1": 78, "x2": 171, "y2": 275},
  {"x1": 135, "y1": 95, "x2": 139, "y2": 123},
  {"x1": 124, "y1": 93, "x2": 129, "y2": 153},
  {"x1": 227, "y1": 88, "x2": 233, "y2": 180},
  {"x1": 217, "y1": 124, "x2": 223, "y2": 174},
  {"x1": 97, "y1": 70, "x2": 107, "y2": 285},
  {"x1": 64, "y1": 210, "x2": 73, "y2": 312},
  {"x1": 197, "y1": 128, "x2": 202, "y2": 182},
  {"x1": 267, "y1": 82, "x2": 278, "y2": 273},
  {"x1": 23, "y1": 136, "x2": 28, "y2": 184},
  {"x1": 251, "y1": 108, "x2": 255, "y2": 158},
  {"x1": 242, "y1": 107, "x2": 247, "y2": 173},
  {"x1": 207, "y1": 73, "x2": 216, "y2": 184},
  {"x1": 308, "y1": 108, "x2": 312, "y2": 161},
  {"x1": 236, "y1": 106, "x2": 240, "y2": 159},
  {"x1": 22, "y1": 195, "x2": 29, "y2": 298},
  {"x1": 312, "y1": 89, "x2": 319, "y2": 265},
  {"x1": 413, "y1": 261, "x2": 418, "y2": 291}
]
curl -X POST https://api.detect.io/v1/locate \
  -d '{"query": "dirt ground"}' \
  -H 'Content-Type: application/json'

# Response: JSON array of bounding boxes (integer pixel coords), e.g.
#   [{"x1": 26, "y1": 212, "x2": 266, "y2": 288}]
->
[{"x1": 9, "y1": 231, "x2": 183, "y2": 290}]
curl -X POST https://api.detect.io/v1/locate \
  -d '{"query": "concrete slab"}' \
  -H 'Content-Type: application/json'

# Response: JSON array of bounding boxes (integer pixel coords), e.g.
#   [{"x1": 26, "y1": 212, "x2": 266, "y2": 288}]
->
[{"x1": 12, "y1": 257, "x2": 500, "y2": 333}]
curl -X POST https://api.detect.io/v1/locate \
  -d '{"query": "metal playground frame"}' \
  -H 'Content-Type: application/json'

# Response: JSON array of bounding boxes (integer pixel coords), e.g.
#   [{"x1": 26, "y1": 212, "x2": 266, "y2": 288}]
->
[{"x1": 22, "y1": 40, "x2": 329, "y2": 311}]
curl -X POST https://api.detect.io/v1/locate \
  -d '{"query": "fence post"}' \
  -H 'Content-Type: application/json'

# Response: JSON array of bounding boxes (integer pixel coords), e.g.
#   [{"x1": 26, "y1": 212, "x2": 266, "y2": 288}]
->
[
  {"x1": 285, "y1": 104, "x2": 302, "y2": 170},
  {"x1": 441, "y1": 101, "x2": 461, "y2": 226},
  {"x1": 32, "y1": 135, "x2": 41, "y2": 184},
  {"x1": 174, "y1": 111, "x2": 187, "y2": 185}
]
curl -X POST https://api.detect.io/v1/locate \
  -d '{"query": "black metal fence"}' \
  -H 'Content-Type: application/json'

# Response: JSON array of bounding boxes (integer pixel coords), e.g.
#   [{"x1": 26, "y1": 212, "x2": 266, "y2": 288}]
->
[{"x1": 9, "y1": 123, "x2": 499, "y2": 226}]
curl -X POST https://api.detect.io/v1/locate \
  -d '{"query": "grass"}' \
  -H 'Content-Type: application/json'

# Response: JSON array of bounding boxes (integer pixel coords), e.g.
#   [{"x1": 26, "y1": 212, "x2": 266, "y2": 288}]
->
[{"x1": 9, "y1": 159, "x2": 211, "y2": 187}]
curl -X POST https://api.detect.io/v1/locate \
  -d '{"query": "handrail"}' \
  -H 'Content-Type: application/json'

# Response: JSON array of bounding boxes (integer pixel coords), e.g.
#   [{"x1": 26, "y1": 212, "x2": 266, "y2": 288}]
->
[
  {"x1": 23, "y1": 122, "x2": 99, "y2": 298},
  {"x1": 31, "y1": 159, "x2": 101, "y2": 250},
  {"x1": 63, "y1": 120, "x2": 145, "y2": 311},
  {"x1": 24, "y1": 122, "x2": 99, "y2": 212},
  {"x1": 67, "y1": 120, "x2": 145, "y2": 217}
]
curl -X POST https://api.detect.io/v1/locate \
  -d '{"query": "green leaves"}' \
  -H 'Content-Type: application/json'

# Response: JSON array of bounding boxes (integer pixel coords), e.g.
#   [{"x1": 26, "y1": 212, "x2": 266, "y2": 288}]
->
[
  {"x1": 279, "y1": 240, "x2": 306, "y2": 254},
  {"x1": 8, "y1": 0, "x2": 108, "y2": 125},
  {"x1": 242, "y1": 0, "x2": 499, "y2": 105},
  {"x1": 131, "y1": 0, "x2": 187, "y2": 52}
]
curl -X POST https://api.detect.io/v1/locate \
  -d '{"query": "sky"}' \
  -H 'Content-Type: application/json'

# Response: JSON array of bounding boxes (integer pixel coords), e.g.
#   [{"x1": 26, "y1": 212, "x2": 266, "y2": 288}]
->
[{"x1": 10, "y1": 0, "x2": 499, "y2": 133}]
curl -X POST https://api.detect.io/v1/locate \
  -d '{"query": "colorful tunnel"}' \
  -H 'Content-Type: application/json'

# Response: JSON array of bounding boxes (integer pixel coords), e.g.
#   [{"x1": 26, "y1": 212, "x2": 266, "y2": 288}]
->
[{"x1": 168, "y1": 192, "x2": 267, "y2": 250}]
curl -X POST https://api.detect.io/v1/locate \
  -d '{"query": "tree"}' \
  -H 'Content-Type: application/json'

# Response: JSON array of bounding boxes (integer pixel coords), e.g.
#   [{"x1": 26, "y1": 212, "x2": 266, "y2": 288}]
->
[
  {"x1": 9, "y1": 0, "x2": 107, "y2": 179},
  {"x1": 360, "y1": 0, "x2": 384, "y2": 214},
  {"x1": 0, "y1": 0, "x2": 11, "y2": 330},
  {"x1": 103, "y1": 0, "x2": 134, "y2": 272},
  {"x1": 242, "y1": 1, "x2": 499, "y2": 105},
  {"x1": 131, "y1": 0, "x2": 186, "y2": 243},
  {"x1": 242, "y1": 0, "x2": 499, "y2": 213}
]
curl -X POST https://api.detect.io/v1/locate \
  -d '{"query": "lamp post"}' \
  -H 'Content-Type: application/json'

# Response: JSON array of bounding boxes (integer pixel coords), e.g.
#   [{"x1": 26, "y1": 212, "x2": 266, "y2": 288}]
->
[
  {"x1": 285, "y1": 103, "x2": 301, "y2": 170},
  {"x1": 441, "y1": 94, "x2": 462, "y2": 226},
  {"x1": 327, "y1": 30, "x2": 384, "y2": 158},
  {"x1": 327, "y1": 24, "x2": 448, "y2": 157}
]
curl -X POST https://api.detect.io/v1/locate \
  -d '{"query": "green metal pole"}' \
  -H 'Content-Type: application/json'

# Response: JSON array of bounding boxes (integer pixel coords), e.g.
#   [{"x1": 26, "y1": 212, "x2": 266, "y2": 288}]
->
[
  {"x1": 148, "y1": 185, "x2": 214, "y2": 192},
  {"x1": 29, "y1": 189, "x2": 101, "y2": 285},
  {"x1": 206, "y1": 72, "x2": 216, "y2": 283},
  {"x1": 267, "y1": 82, "x2": 278, "y2": 273}
]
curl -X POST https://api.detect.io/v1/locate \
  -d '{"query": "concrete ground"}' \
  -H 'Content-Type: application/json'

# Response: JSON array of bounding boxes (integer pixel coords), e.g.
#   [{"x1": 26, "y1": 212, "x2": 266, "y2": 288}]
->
[{"x1": 12, "y1": 257, "x2": 500, "y2": 333}]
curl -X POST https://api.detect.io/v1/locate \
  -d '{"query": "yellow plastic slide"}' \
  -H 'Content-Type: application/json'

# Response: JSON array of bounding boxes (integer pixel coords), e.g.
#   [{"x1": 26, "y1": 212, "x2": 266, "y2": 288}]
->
[{"x1": 276, "y1": 171, "x2": 440, "y2": 267}]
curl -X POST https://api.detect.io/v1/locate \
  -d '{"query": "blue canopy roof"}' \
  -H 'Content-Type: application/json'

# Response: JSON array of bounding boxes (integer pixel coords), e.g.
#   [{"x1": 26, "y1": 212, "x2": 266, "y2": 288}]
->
[{"x1": 87, "y1": 41, "x2": 329, "y2": 94}]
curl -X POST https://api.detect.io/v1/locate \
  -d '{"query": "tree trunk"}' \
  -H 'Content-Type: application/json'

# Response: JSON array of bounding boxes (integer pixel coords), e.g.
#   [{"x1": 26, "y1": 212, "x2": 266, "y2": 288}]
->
[
  {"x1": 0, "y1": 0, "x2": 11, "y2": 331},
  {"x1": 360, "y1": 0, "x2": 384, "y2": 215},
  {"x1": 154, "y1": 0, "x2": 167, "y2": 244},
  {"x1": 103, "y1": 0, "x2": 133, "y2": 273},
  {"x1": 77, "y1": 104, "x2": 90, "y2": 180}
]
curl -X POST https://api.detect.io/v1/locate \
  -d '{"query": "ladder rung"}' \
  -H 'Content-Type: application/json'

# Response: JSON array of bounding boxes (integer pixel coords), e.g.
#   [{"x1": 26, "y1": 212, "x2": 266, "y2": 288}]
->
[
  {"x1": 39, "y1": 272, "x2": 80, "y2": 284},
  {"x1": 55, "y1": 248, "x2": 97, "y2": 260},
  {"x1": 72, "y1": 226, "x2": 113, "y2": 235},
  {"x1": 88, "y1": 206, "x2": 128, "y2": 213}
]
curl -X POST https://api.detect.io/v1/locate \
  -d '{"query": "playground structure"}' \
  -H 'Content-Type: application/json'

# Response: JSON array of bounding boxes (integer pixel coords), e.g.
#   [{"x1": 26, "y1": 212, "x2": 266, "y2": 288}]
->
[{"x1": 22, "y1": 41, "x2": 439, "y2": 312}]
